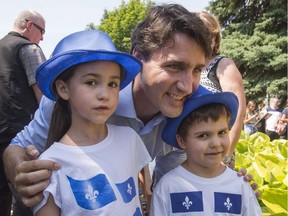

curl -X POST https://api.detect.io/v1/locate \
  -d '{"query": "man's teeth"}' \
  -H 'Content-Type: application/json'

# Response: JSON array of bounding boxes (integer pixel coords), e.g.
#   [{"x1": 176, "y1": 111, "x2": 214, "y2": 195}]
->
[{"x1": 168, "y1": 93, "x2": 184, "y2": 101}]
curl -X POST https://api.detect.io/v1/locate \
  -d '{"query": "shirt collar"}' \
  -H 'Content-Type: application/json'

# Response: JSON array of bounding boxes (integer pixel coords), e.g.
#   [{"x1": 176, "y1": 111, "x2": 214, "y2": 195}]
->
[{"x1": 115, "y1": 82, "x2": 137, "y2": 118}]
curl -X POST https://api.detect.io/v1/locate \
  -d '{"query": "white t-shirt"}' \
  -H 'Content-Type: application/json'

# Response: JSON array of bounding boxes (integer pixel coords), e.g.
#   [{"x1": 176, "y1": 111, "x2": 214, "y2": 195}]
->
[
  {"x1": 33, "y1": 124, "x2": 151, "y2": 216},
  {"x1": 150, "y1": 165, "x2": 262, "y2": 216},
  {"x1": 266, "y1": 107, "x2": 282, "y2": 131}
]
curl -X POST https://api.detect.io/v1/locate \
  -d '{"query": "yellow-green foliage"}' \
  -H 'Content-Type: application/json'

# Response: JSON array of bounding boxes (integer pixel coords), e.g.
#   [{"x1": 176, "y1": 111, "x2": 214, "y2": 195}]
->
[{"x1": 235, "y1": 131, "x2": 288, "y2": 216}]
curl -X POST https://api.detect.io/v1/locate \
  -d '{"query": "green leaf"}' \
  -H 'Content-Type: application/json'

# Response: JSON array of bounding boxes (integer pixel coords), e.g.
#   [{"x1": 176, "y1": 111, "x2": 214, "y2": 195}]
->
[{"x1": 261, "y1": 188, "x2": 288, "y2": 214}]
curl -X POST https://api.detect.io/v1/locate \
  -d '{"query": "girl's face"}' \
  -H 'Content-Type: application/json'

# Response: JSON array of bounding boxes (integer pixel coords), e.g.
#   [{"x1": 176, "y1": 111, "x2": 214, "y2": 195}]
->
[
  {"x1": 176, "y1": 115, "x2": 230, "y2": 177},
  {"x1": 56, "y1": 60, "x2": 121, "y2": 126},
  {"x1": 248, "y1": 103, "x2": 256, "y2": 112}
]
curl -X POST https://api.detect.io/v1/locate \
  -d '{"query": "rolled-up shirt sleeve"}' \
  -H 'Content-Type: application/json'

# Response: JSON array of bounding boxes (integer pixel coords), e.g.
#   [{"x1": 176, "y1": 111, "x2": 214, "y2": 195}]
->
[
  {"x1": 10, "y1": 96, "x2": 54, "y2": 153},
  {"x1": 19, "y1": 44, "x2": 46, "y2": 86}
]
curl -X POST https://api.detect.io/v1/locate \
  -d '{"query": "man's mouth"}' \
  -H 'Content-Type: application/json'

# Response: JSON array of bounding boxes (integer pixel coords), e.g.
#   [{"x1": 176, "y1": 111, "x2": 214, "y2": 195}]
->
[{"x1": 167, "y1": 92, "x2": 185, "y2": 101}]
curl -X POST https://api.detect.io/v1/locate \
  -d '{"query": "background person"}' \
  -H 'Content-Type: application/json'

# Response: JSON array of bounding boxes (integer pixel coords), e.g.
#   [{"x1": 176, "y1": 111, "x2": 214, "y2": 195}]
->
[
  {"x1": 275, "y1": 100, "x2": 288, "y2": 139},
  {"x1": 197, "y1": 11, "x2": 246, "y2": 161},
  {"x1": 255, "y1": 100, "x2": 266, "y2": 133},
  {"x1": 266, "y1": 97, "x2": 282, "y2": 140},
  {"x1": 243, "y1": 100, "x2": 259, "y2": 135},
  {"x1": 0, "y1": 9, "x2": 46, "y2": 216},
  {"x1": 151, "y1": 90, "x2": 261, "y2": 215}
]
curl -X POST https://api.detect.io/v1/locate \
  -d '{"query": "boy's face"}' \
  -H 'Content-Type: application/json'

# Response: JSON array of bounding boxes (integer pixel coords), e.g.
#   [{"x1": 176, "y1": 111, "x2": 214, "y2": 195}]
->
[
  {"x1": 56, "y1": 60, "x2": 121, "y2": 125},
  {"x1": 176, "y1": 115, "x2": 230, "y2": 176},
  {"x1": 135, "y1": 33, "x2": 206, "y2": 118}
]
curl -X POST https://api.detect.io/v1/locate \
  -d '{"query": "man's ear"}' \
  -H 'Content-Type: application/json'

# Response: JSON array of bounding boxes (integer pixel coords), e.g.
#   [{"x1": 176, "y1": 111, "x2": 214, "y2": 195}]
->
[
  {"x1": 132, "y1": 48, "x2": 144, "y2": 61},
  {"x1": 55, "y1": 80, "x2": 69, "y2": 100},
  {"x1": 176, "y1": 134, "x2": 186, "y2": 149}
]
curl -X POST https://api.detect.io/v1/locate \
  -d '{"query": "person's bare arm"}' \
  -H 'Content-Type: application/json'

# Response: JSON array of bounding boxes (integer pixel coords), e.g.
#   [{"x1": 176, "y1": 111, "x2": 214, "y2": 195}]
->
[
  {"x1": 31, "y1": 83, "x2": 43, "y2": 104},
  {"x1": 216, "y1": 59, "x2": 260, "y2": 198},
  {"x1": 217, "y1": 58, "x2": 246, "y2": 155},
  {"x1": 280, "y1": 113, "x2": 288, "y2": 123},
  {"x1": 35, "y1": 194, "x2": 60, "y2": 216},
  {"x1": 3, "y1": 144, "x2": 60, "y2": 207},
  {"x1": 243, "y1": 113, "x2": 259, "y2": 125}
]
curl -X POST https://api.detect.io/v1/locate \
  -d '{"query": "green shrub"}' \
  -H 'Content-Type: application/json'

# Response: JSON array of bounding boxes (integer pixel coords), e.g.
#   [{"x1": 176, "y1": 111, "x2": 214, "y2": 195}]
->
[{"x1": 235, "y1": 131, "x2": 288, "y2": 216}]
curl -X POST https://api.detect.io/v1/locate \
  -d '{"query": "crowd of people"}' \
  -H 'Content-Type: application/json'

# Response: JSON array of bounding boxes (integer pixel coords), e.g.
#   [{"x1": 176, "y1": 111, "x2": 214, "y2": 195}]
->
[
  {"x1": 1, "y1": 3, "x2": 284, "y2": 216},
  {"x1": 243, "y1": 97, "x2": 287, "y2": 140}
]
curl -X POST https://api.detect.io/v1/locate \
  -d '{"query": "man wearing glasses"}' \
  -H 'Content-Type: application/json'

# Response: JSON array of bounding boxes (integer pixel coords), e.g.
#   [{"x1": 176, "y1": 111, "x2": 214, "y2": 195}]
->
[{"x1": 0, "y1": 10, "x2": 46, "y2": 216}]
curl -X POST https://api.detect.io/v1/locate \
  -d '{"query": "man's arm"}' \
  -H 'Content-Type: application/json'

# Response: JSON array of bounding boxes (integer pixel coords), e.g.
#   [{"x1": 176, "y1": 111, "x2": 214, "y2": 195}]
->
[
  {"x1": 3, "y1": 145, "x2": 60, "y2": 207},
  {"x1": 20, "y1": 44, "x2": 46, "y2": 104},
  {"x1": 31, "y1": 83, "x2": 43, "y2": 103},
  {"x1": 3, "y1": 145, "x2": 29, "y2": 185}
]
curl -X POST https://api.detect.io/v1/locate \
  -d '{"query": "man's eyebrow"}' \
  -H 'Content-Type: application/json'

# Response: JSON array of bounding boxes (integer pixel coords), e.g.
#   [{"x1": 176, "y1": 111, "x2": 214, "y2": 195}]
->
[{"x1": 196, "y1": 64, "x2": 206, "y2": 68}]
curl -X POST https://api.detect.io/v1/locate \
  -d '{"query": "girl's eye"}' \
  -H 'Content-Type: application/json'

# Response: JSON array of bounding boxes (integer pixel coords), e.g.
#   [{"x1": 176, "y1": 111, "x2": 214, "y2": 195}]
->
[
  {"x1": 86, "y1": 80, "x2": 97, "y2": 86},
  {"x1": 109, "y1": 82, "x2": 119, "y2": 88}
]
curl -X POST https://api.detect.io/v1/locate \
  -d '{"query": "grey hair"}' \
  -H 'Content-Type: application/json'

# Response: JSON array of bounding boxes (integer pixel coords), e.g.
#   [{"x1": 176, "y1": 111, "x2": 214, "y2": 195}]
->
[{"x1": 14, "y1": 10, "x2": 45, "y2": 30}]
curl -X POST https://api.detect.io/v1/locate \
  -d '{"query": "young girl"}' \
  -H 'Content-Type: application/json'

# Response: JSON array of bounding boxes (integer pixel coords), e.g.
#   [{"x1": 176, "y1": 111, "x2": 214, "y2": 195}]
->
[
  {"x1": 150, "y1": 89, "x2": 262, "y2": 215},
  {"x1": 33, "y1": 30, "x2": 151, "y2": 216}
]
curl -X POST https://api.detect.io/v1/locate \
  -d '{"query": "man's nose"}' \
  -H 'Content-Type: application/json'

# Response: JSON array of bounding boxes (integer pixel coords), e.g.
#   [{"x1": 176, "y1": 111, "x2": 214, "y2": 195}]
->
[{"x1": 176, "y1": 72, "x2": 193, "y2": 94}]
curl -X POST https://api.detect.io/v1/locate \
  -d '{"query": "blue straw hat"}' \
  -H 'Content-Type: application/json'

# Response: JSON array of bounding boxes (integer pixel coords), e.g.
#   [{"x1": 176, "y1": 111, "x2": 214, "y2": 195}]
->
[
  {"x1": 162, "y1": 85, "x2": 239, "y2": 149},
  {"x1": 36, "y1": 30, "x2": 142, "y2": 101}
]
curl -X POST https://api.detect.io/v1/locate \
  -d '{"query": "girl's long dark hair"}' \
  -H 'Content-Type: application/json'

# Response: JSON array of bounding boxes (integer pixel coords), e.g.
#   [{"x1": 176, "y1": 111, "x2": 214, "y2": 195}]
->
[{"x1": 45, "y1": 66, "x2": 76, "y2": 149}]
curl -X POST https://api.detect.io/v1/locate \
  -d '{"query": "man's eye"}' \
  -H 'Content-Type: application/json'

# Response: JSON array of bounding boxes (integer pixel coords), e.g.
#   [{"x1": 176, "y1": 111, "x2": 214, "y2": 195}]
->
[
  {"x1": 166, "y1": 64, "x2": 182, "y2": 71},
  {"x1": 194, "y1": 67, "x2": 204, "y2": 74}
]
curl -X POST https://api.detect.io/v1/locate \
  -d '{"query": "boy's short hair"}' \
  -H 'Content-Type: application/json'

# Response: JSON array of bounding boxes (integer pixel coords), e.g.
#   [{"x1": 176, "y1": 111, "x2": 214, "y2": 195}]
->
[{"x1": 177, "y1": 103, "x2": 231, "y2": 140}]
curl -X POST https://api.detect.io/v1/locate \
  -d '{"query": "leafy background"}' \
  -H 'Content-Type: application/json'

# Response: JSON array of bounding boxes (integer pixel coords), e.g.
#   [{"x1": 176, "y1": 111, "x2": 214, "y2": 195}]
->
[{"x1": 235, "y1": 132, "x2": 288, "y2": 215}]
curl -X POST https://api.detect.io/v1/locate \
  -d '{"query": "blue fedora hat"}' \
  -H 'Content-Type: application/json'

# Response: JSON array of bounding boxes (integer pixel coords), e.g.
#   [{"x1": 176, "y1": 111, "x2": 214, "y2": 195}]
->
[
  {"x1": 36, "y1": 30, "x2": 142, "y2": 101},
  {"x1": 162, "y1": 85, "x2": 239, "y2": 149}
]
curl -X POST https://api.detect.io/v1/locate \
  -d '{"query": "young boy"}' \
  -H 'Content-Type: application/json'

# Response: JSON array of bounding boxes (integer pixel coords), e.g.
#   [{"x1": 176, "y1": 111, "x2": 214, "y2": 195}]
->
[{"x1": 150, "y1": 90, "x2": 262, "y2": 215}]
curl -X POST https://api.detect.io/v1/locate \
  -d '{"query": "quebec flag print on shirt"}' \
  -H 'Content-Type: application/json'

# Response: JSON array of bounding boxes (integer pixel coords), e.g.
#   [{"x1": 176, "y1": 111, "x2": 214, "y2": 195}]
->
[
  {"x1": 214, "y1": 192, "x2": 242, "y2": 214},
  {"x1": 170, "y1": 191, "x2": 203, "y2": 213},
  {"x1": 170, "y1": 191, "x2": 242, "y2": 214},
  {"x1": 116, "y1": 177, "x2": 136, "y2": 203},
  {"x1": 67, "y1": 174, "x2": 116, "y2": 210}
]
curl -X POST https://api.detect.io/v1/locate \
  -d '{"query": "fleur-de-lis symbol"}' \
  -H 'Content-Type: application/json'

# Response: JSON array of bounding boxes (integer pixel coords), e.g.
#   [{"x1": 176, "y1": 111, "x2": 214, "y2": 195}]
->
[
  {"x1": 182, "y1": 196, "x2": 193, "y2": 210},
  {"x1": 224, "y1": 197, "x2": 233, "y2": 210},
  {"x1": 127, "y1": 183, "x2": 132, "y2": 195},
  {"x1": 85, "y1": 184, "x2": 99, "y2": 201}
]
